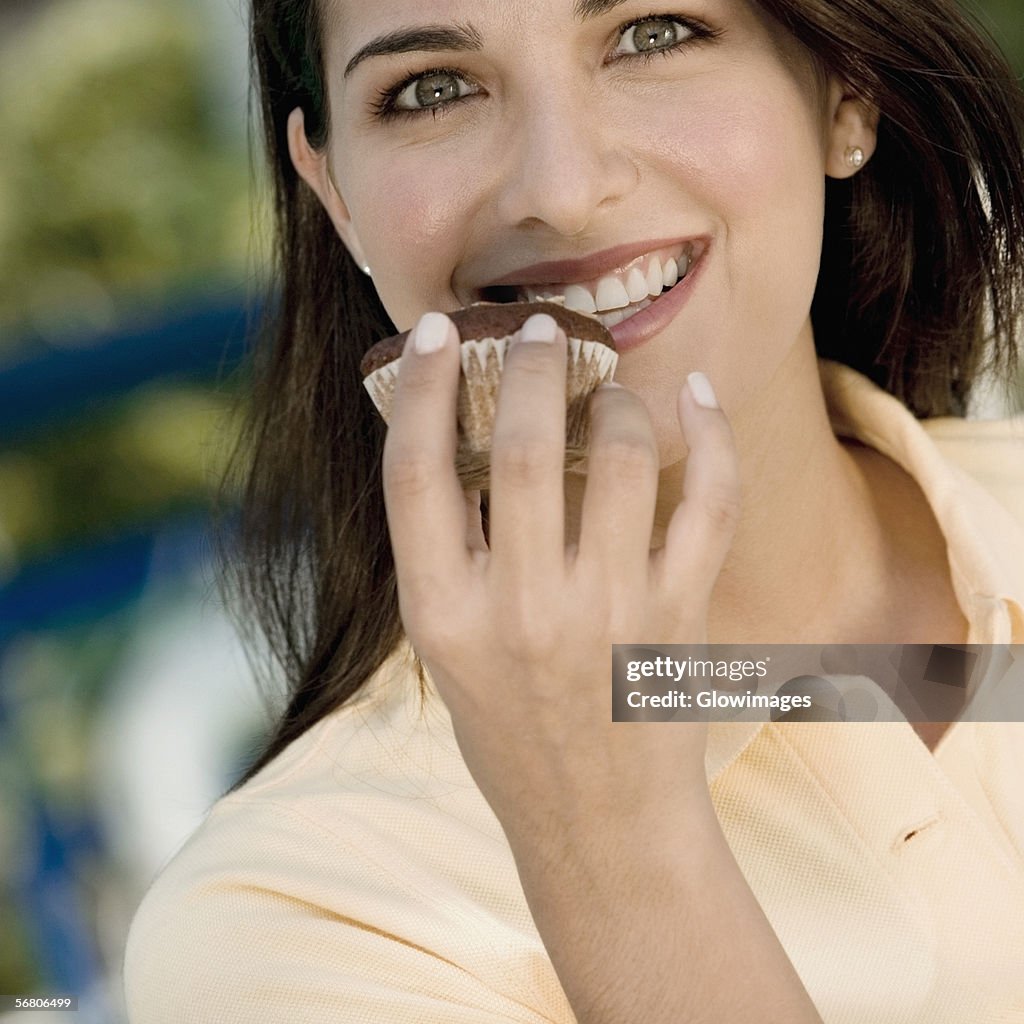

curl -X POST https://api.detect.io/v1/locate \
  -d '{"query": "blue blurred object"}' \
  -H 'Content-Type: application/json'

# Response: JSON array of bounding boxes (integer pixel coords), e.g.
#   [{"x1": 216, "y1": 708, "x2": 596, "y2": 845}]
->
[
  {"x1": 0, "y1": 294, "x2": 257, "y2": 1017},
  {"x1": 0, "y1": 520, "x2": 213, "y2": 1006},
  {"x1": 0, "y1": 295, "x2": 258, "y2": 441},
  {"x1": 0, "y1": 521, "x2": 206, "y2": 639},
  {"x1": 0, "y1": 530, "x2": 155, "y2": 639},
  {"x1": 17, "y1": 800, "x2": 103, "y2": 997}
]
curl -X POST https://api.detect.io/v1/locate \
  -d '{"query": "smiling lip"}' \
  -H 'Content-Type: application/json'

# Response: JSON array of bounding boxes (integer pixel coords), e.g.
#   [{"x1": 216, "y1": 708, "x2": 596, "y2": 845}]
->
[
  {"x1": 474, "y1": 235, "x2": 702, "y2": 292},
  {"x1": 466, "y1": 233, "x2": 710, "y2": 354},
  {"x1": 609, "y1": 240, "x2": 710, "y2": 353}
]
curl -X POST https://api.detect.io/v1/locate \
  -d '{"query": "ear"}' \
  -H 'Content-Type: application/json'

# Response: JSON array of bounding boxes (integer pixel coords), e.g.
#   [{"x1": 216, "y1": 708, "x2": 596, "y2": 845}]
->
[
  {"x1": 823, "y1": 80, "x2": 879, "y2": 179},
  {"x1": 286, "y1": 107, "x2": 370, "y2": 270}
]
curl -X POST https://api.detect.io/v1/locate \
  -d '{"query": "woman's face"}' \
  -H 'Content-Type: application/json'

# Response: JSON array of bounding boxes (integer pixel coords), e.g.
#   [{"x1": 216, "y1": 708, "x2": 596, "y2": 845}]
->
[{"x1": 296, "y1": 0, "x2": 868, "y2": 461}]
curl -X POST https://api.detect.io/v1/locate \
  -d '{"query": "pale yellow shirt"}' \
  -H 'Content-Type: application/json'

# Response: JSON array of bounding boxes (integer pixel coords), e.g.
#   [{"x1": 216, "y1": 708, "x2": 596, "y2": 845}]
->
[{"x1": 124, "y1": 361, "x2": 1024, "y2": 1023}]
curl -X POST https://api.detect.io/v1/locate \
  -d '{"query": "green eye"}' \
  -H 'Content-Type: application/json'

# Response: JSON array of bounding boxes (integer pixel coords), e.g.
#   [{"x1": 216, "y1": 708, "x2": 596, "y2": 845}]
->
[
  {"x1": 615, "y1": 17, "x2": 691, "y2": 56},
  {"x1": 370, "y1": 14, "x2": 717, "y2": 122},
  {"x1": 395, "y1": 70, "x2": 476, "y2": 112},
  {"x1": 372, "y1": 65, "x2": 482, "y2": 121}
]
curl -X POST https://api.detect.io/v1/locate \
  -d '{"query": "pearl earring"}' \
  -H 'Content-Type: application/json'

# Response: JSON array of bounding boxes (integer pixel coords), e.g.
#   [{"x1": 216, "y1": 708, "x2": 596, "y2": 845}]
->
[
  {"x1": 360, "y1": 264, "x2": 372, "y2": 277},
  {"x1": 845, "y1": 146, "x2": 865, "y2": 170}
]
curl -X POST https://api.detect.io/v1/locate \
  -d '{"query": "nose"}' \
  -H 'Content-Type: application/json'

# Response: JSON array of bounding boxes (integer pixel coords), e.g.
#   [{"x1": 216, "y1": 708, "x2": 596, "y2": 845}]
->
[{"x1": 493, "y1": 78, "x2": 639, "y2": 237}]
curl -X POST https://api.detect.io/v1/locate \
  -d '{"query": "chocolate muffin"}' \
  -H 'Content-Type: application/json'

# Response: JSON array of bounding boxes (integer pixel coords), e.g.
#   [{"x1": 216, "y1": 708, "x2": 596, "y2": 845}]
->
[{"x1": 361, "y1": 301, "x2": 618, "y2": 489}]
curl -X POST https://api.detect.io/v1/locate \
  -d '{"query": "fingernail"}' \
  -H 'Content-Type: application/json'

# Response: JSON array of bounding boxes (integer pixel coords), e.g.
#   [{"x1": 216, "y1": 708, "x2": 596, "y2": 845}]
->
[
  {"x1": 519, "y1": 312, "x2": 558, "y2": 343},
  {"x1": 413, "y1": 312, "x2": 451, "y2": 354},
  {"x1": 599, "y1": 381, "x2": 625, "y2": 389},
  {"x1": 687, "y1": 371, "x2": 719, "y2": 409}
]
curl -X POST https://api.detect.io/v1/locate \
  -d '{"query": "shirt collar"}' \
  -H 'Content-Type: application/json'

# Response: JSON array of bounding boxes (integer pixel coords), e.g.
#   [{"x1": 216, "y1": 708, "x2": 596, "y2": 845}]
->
[
  {"x1": 818, "y1": 359, "x2": 1024, "y2": 644},
  {"x1": 705, "y1": 360, "x2": 1024, "y2": 782}
]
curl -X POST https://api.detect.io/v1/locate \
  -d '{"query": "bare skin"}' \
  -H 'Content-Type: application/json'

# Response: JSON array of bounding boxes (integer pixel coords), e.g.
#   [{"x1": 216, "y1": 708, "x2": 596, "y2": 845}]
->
[
  {"x1": 644, "y1": 328, "x2": 969, "y2": 651},
  {"x1": 840, "y1": 447, "x2": 968, "y2": 751}
]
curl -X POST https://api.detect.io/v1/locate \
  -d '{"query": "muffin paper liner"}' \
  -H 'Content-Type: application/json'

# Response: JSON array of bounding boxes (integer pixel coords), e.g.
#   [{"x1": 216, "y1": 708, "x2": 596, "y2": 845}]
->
[{"x1": 363, "y1": 333, "x2": 619, "y2": 489}]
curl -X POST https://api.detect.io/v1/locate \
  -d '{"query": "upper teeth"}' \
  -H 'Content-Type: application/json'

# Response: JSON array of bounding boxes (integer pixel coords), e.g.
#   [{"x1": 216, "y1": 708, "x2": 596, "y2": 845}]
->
[{"x1": 521, "y1": 247, "x2": 691, "y2": 314}]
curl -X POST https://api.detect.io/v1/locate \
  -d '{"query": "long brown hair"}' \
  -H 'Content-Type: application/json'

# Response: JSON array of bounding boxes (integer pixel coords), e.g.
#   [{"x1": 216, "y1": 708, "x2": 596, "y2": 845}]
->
[{"x1": 228, "y1": 0, "x2": 1024, "y2": 787}]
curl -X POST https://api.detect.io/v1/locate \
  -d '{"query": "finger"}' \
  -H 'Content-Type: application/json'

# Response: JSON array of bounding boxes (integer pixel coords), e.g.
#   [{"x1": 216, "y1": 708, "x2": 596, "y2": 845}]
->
[
  {"x1": 487, "y1": 313, "x2": 567, "y2": 581},
  {"x1": 383, "y1": 312, "x2": 471, "y2": 603},
  {"x1": 658, "y1": 372, "x2": 741, "y2": 597},
  {"x1": 577, "y1": 382, "x2": 660, "y2": 574}
]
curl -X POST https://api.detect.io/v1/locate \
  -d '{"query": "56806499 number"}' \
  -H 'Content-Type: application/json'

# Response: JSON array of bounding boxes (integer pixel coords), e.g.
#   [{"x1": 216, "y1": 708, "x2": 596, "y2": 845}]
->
[{"x1": 0, "y1": 996, "x2": 78, "y2": 1011}]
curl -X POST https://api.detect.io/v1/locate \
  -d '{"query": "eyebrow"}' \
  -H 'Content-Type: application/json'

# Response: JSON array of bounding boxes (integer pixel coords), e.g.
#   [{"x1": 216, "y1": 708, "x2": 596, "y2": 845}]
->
[
  {"x1": 573, "y1": 0, "x2": 630, "y2": 17},
  {"x1": 343, "y1": 24, "x2": 483, "y2": 79},
  {"x1": 342, "y1": 0, "x2": 631, "y2": 79}
]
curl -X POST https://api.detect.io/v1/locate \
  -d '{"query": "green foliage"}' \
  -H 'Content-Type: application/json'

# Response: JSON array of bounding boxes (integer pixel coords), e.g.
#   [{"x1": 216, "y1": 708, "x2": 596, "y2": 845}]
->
[
  {"x1": 0, "y1": 0, "x2": 258, "y2": 571},
  {"x1": 970, "y1": 0, "x2": 1024, "y2": 72},
  {"x1": 0, "y1": 0, "x2": 256, "y2": 350},
  {"x1": 0, "y1": 384, "x2": 240, "y2": 563}
]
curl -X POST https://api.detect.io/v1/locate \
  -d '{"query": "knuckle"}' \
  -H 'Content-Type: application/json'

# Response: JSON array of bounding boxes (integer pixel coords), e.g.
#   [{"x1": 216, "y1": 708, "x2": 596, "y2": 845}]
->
[
  {"x1": 491, "y1": 434, "x2": 560, "y2": 488},
  {"x1": 605, "y1": 599, "x2": 636, "y2": 641},
  {"x1": 383, "y1": 446, "x2": 435, "y2": 499},
  {"x1": 503, "y1": 618, "x2": 561, "y2": 662},
  {"x1": 699, "y1": 483, "x2": 742, "y2": 533},
  {"x1": 396, "y1": 360, "x2": 442, "y2": 398},
  {"x1": 409, "y1": 619, "x2": 459, "y2": 664},
  {"x1": 591, "y1": 432, "x2": 658, "y2": 481},
  {"x1": 506, "y1": 340, "x2": 560, "y2": 380},
  {"x1": 400, "y1": 589, "x2": 467, "y2": 655},
  {"x1": 497, "y1": 591, "x2": 562, "y2": 657}
]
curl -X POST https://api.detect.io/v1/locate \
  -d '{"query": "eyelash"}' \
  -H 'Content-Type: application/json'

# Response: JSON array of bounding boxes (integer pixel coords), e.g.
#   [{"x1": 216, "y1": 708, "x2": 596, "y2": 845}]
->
[{"x1": 369, "y1": 12, "x2": 720, "y2": 123}]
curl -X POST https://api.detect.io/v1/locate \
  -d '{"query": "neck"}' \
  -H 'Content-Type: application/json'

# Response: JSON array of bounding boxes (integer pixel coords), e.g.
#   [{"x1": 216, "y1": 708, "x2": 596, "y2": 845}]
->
[
  {"x1": 571, "y1": 322, "x2": 970, "y2": 658},
  {"x1": 569, "y1": 326, "x2": 899, "y2": 643}
]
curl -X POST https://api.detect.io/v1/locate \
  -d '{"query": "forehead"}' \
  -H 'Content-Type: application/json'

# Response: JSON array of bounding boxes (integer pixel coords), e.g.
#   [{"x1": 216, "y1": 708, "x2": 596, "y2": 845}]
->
[
  {"x1": 321, "y1": 0, "x2": 740, "y2": 44},
  {"x1": 325, "y1": 0, "x2": 637, "y2": 29},
  {"x1": 321, "y1": 0, "x2": 774, "y2": 63}
]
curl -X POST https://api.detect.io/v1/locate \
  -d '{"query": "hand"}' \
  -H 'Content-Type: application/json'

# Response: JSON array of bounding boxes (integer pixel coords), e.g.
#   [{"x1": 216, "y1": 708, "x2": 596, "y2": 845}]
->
[{"x1": 382, "y1": 310, "x2": 741, "y2": 839}]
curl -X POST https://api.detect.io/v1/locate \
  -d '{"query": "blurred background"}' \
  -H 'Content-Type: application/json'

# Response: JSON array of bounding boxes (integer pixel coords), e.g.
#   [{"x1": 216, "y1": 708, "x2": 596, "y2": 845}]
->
[
  {"x1": 0, "y1": 1, "x2": 1022, "y2": 1021},
  {"x1": 0, "y1": 0, "x2": 266, "y2": 1019}
]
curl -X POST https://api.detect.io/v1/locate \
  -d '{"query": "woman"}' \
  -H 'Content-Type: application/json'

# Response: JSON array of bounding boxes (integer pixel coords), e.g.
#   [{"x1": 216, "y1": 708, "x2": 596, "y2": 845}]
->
[{"x1": 125, "y1": 0, "x2": 1024, "y2": 1020}]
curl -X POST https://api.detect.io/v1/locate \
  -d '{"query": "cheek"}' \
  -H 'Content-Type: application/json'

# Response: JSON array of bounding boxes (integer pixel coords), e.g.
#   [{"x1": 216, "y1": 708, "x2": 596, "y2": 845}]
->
[
  {"x1": 658, "y1": 76, "x2": 825, "y2": 332},
  {"x1": 630, "y1": 78, "x2": 827, "y2": 460},
  {"x1": 341, "y1": 152, "x2": 473, "y2": 330},
  {"x1": 649, "y1": 76, "x2": 826, "y2": 245}
]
